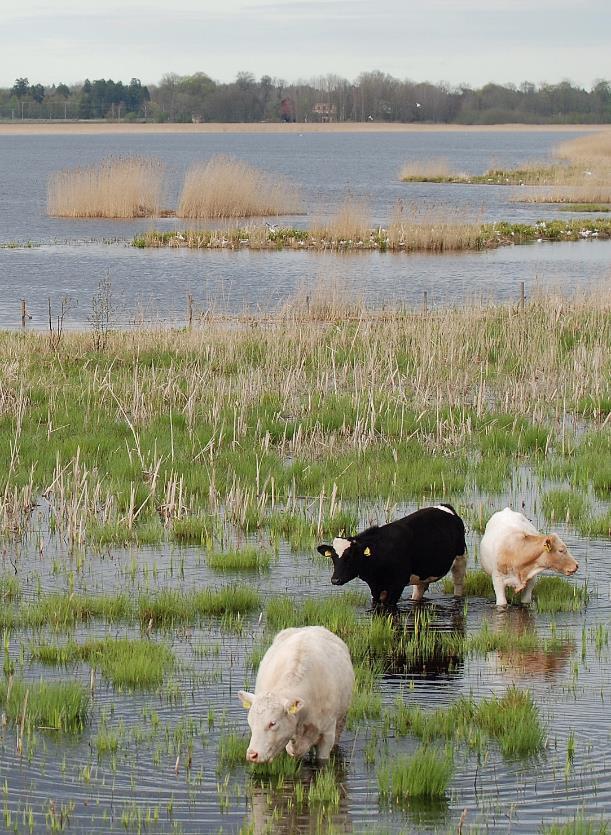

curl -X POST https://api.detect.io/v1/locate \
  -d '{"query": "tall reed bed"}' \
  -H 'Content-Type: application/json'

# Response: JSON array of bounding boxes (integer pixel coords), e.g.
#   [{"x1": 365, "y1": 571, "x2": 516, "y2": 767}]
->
[
  {"x1": 0, "y1": 289, "x2": 608, "y2": 543},
  {"x1": 177, "y1": 156, "x2": 303, "y2": 218},
  {"x1": 47, "y1": 156, "x2": 165, "y2": 217}
]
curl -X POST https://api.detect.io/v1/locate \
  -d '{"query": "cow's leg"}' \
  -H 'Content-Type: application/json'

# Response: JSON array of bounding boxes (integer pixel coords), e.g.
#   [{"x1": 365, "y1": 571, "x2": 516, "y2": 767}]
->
[
  {"x1": 316, "y1": 720, "x2": 336, "y2": 760},
  {"x1": 334, "y1": 714, "x2": 346, "y2": 744},
  {"x1": 492, "y1": 574, "x2": 508, "y2": 606},
  {"x1": 520, "y1": 576, "x2": 537, "y2": 604},
  {"x1": 451, "y1": 553, "x2": 467, "y2": 596},
  {"x1": 385, "y1": 587, "x2": 403, "y2": 607},
  {"x1": 411, "y1": 583, "x2": 427, "y2": 602}
]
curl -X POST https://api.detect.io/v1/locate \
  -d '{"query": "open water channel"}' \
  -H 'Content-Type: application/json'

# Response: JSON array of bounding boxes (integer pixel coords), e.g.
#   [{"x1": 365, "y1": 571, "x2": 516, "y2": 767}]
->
[{"x1": 0, "y1": 129, "x2": 609, "y2": 327}]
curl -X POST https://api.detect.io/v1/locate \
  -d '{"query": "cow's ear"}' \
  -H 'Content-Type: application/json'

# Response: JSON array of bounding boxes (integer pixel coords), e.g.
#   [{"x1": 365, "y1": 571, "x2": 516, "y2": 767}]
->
[
  {"x1": 317, "y1": 544, "x2": 335, "y2": 557},
  {"x1": 543, "y1": 537, "x2": 553, "y2": 553},
  {"x1": 238, "y1": 690, "x2": 255, "y2": 709},
  {"x1": 284, "y1": 697, "x2": 304, "y2": 715}
]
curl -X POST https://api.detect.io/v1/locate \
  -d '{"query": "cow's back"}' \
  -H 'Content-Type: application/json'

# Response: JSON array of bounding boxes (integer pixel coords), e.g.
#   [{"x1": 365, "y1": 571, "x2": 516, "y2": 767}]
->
[
  {"x1": 363, "y1": 506, "x2": 465, "y2": 580},
  {"x1": 480, "y1": 508, "x2": 537, "y2": 574},
  {"x1": 255, "y1": 627, "x2": 354, "y2": 715}
]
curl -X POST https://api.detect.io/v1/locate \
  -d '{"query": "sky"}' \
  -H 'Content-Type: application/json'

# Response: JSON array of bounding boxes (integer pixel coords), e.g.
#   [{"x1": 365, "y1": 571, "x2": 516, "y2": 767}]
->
[{"x1": 1, "y1": 0, "x2": 609, "y2": 89}]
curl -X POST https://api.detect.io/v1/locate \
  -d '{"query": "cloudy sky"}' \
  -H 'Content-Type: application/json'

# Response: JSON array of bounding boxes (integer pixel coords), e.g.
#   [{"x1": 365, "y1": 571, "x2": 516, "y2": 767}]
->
[{"x1": 1, "y1": 0, "x2": 609, "y2": 89}]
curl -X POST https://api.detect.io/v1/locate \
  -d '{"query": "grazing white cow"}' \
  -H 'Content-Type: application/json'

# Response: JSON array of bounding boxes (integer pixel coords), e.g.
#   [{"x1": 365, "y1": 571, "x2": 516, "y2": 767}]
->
[
  {"x1": 480, "y1": 507, "x2": 578, "y2": 606},
  {"x1": 238, "y1": 626, "x2": 354, "y2": 763}
]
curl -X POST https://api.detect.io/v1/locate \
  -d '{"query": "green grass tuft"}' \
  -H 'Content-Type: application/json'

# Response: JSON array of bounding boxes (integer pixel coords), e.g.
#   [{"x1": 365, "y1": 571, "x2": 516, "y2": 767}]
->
[
  {"x1": 0, "y1": 678, "x2": 89, "y2": 733},
  {"x1": 377, "y1": 746, "x2": 453, "y2": 799},
  {"x1": 30, "y1": 638, "x2": 175, "y2": 689}
]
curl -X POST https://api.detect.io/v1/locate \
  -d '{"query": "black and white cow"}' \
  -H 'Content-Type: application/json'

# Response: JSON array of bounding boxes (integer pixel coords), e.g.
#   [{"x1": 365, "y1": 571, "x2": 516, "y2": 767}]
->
[{"x1": 317, "y1": 504, "x2": 467, "y2": 608}]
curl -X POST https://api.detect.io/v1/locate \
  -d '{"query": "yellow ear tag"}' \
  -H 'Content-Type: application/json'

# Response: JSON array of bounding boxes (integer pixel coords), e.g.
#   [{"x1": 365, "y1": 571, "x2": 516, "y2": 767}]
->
[
  {"x1": 364, "y1": 547, "x2": 371, "y2": 557},
  {"x1": 240, "y1": 697, "x2": 252, "y2": 709},
  {"x1": 288, "y1": 703, "x2": 299, "y2": 714},
  {"x1": 325, "y1": 550, "x2": 332, "y2": 557},
  {"x1": 544, "y1": 540, "x2": 552, "y2": 552}
]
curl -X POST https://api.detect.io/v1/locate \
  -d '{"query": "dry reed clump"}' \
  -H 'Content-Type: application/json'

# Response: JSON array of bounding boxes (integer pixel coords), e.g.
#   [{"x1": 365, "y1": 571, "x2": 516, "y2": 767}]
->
[
  {"x1": 520, "y1": 131, "x2": 611, "y2": 204},
  {"x1": 400, "y1": 157, "x2": 467, "y2": 182},
  {"x1": 387, "y1": 204, "x2": 483, "y2": 252},
  {"x1": 554, "y1": 130, "x2": 611, "y2": 162},
  {"x1": 310, "y1": 198, "x2": 371, "y2": 242},
  {"x1": 281, "y1": 276, "x2": 366, "y2": 321},
  {"x1": 47, "y1": 156, "x2": 165, "y2": 218},
  {"x1": 177, "y1": 156, "x2": 303, "y2": 218}
]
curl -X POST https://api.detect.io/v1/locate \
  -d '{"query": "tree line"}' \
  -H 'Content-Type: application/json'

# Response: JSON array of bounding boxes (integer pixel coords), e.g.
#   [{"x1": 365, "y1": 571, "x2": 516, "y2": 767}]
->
[{"x1": 1, "y1": 72, "x2": 610, "y2": 123}]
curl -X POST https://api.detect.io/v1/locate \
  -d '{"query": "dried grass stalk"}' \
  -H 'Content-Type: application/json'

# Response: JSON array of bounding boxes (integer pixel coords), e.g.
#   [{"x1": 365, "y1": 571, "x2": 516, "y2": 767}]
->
[
  {"x1": 48, "y1": 156, "x2": 165, "y2": 218},
  {"x1": 177, "y1": 156, "x2": 303, "y2": 218}
]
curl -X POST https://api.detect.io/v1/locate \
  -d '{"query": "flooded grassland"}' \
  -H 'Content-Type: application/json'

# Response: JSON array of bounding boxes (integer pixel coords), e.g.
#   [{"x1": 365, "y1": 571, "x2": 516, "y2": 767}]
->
[{"x1": 0, "y1": 294, "x2": 609, "y2": 833}]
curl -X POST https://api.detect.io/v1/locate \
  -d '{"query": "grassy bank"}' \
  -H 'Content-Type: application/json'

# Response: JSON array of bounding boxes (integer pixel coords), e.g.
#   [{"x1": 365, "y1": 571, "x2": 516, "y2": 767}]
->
[{"x1": 133, "y1": 218, "x2": 611, "y2": 252}]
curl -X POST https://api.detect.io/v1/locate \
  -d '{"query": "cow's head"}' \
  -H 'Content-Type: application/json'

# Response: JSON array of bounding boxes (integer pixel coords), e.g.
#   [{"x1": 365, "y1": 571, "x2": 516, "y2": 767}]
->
[
  {"x1": 317, "y1": 536, "x2": 372, "y2": 586},
  {"x1": 539, "y1": 534, "x2": 578, "y2": 576},
  {"x1": 238, "y1": 690, "x2": 303, "y2": 763}
]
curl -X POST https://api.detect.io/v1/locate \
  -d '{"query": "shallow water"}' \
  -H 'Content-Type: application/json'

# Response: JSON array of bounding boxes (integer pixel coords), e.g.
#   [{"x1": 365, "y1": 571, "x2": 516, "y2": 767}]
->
[
  {"x1": 1, "y1": 130, "x2": 609, "y2": 329},
  {"x1": 1, "y1": 481, "x2": 610, "y2": 833}
]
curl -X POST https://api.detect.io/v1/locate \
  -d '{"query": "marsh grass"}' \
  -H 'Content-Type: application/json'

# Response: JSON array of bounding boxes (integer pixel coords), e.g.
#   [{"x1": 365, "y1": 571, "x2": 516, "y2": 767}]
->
[
  {"x1": 554, "y1": 131, "x2": 611, "y2": 162},
  {"x1": 390, "y1": 686, "x2": 544, "y2": 758},
  {"x1": 442, "y1": 571, "x2": 589, "y2": 612},
  {"x1": 171, "y1": 516, "x2": 212, "y2": 545},
  {"x1": 217, "y1": 732, "x2": 249, "y2": 768},
  {"x1": 399, "y1": 158, "x2": 466, "y2": 182},
  {"x1": 387, "y1": 204, "x2": 484, "y2": 252},
  {"x1": 542, "y1": 489, "x2": 590, "y2": 525},
  {"x1": 48, "y1": 156, "x2": 165, "y2": 218},
  {"x1": 137, "y1": 586, "x2": 261, "y2": 625},
  {"x1": 0, "y1": 292, "x2": 608, "y2": 551},
  {"x1": 0, "y1": 587, "x2": 260, "y2": 629},
  {"x1": 474, "y1": 687, "x2": 545, "y2": 757},
  {"x1": 533, "y1": 577, "x2": 590, "y2": 614},
  {"x1": 559, "y1": 204, "x2": 611, "y2": 213},
  {"x1": 377, "y1": 745, "x2": 453, "y2": 799},
  {"x1": 206, "y1": 547, "x2": 272, "y2": 572},
  {"x1": 30, "y1": 638, "x2": 175, "y2": 689},
  {"x1": 177, "y1": 156, "x2": 303, "y2": 218},
  {"x1": 0, "y1": 678, "x2": 89, "y2": 733},
  {"x1": 135, "y1": 217, "x2": 611, "y2": 252},
  {"x1": 541, "y1": 820, "x2": 609, "y2": 835},
  {"x1": 0, "y1": 575, "x2": 20, "y2": 602},
  {"x1": 312, "y1": 198, "x2": 371, "y2": 242},
  {"x1": 307, "y1": 767, "x2": 341, "y2": 808}
]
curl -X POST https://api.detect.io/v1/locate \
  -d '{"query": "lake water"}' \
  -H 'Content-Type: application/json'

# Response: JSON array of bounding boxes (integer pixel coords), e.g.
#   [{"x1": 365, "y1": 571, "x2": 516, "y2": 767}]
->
[{"x1": 0, "y1": 129, "x2": 609, "y2": 328}]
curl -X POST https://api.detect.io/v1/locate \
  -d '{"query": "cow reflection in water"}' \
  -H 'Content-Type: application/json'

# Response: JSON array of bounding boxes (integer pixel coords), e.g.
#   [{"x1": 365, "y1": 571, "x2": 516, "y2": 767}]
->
[
  {"x1": 489, "y1": 606, "x2": 574, "y2": 680},
  {"x1": 246, "y1": 761, "x2": 351, "y2": 835},
  {"x1": 382, "y1": 600, "x2": 467, "y2": 681}
]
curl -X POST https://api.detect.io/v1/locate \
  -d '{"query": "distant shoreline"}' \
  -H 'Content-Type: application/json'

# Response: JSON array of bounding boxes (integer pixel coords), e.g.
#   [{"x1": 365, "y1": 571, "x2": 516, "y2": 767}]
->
[{"x1": 0, "y1": 121, "x2": 604, "y2": 136}]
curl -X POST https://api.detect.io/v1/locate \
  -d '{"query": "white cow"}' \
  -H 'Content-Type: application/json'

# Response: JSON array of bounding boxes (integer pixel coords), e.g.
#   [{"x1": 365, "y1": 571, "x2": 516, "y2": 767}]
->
[
  {"x1": 238, "y1": 626, "x2": 354, "y2": 763},
  {"x1": 480, "y1": 507, "x2": 578, "y2": 606}
]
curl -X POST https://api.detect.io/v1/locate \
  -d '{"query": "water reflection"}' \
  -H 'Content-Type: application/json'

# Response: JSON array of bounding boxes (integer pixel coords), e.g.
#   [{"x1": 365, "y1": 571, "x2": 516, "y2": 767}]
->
[
  {"x1": 246, "y1": 756, "x2": 352, "y2": 834},
  {"x1": 382, "y1": 600, "x2": 466, "y2": 681},
  {"x1": 487, "y1": 606, "x2": 574, "y2": 681}
]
